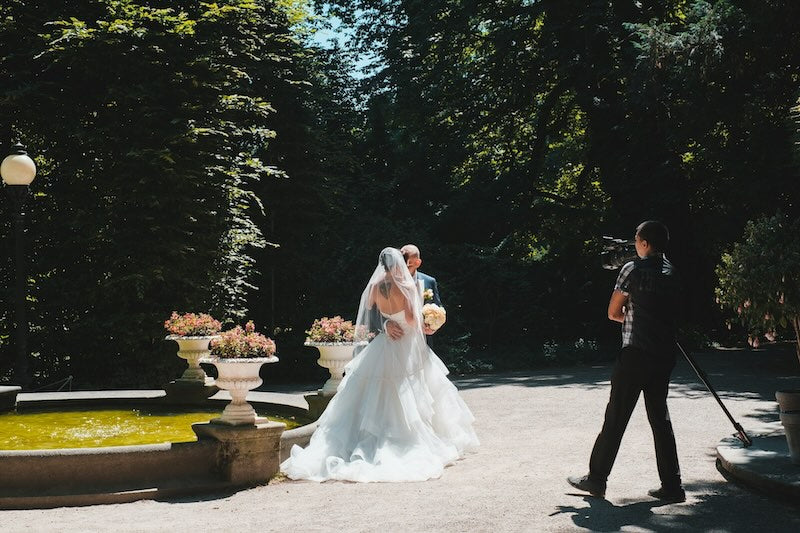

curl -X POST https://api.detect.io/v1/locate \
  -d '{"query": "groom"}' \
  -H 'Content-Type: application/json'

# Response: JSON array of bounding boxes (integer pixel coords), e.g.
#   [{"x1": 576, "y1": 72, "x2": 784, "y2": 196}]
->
[{"x1": 385, "y1": 244, "x2": 442, "y2": 340}]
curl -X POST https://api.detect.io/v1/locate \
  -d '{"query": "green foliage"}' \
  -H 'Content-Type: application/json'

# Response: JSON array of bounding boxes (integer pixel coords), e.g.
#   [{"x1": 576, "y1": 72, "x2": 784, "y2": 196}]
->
[
  {"x1": 3, "y1": 0, "x2": 800, "y2": 386},
  {"x1": 319, "y1": 0, "x2": 800, "y2": 366},
  {"x1": 715, "y1": 214, "x2": 800, "y2": 362},
  {"x1": 308, "y1": 0, "x2": 620, "y2": 366},
  {"x1": 0, "y1": 0, "x2": 301, "y2": 387}
]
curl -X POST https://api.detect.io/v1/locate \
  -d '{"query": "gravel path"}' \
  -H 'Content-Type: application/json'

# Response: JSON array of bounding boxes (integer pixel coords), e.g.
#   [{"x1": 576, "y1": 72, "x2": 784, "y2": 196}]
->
[{"x1": 5, "y1": 349, "x2": 800, "y2": 532}]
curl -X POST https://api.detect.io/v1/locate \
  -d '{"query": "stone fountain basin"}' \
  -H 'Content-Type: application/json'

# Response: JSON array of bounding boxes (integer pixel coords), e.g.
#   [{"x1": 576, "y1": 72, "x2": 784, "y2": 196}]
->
[{"x1": 0, "y1": 389, "x2": 317, "y2": 509}]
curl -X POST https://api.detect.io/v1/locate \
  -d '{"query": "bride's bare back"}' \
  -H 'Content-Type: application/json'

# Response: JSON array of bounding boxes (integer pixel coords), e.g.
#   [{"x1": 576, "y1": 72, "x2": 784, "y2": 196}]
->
[{"x1": 371, "y1": 280, "x2": 415, "y2": 324}]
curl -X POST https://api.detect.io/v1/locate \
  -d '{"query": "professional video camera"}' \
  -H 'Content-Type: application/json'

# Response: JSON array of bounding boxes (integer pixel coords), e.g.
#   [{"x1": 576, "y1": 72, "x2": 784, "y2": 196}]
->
[{"x1": 601, "y1": 236, "x2": 636, "y2": 270}]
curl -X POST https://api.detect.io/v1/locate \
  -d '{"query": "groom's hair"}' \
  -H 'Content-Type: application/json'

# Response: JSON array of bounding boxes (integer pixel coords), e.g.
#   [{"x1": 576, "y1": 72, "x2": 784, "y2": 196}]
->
[{"x1": 400, "y1": 244, "x2": 420, "y2": 260}]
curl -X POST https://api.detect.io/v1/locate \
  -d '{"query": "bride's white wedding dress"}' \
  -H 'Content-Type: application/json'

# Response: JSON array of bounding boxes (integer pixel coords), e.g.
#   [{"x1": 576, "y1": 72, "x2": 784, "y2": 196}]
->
[{"x1": 281, "y1": 309, "x2": 479, "y2": 482}]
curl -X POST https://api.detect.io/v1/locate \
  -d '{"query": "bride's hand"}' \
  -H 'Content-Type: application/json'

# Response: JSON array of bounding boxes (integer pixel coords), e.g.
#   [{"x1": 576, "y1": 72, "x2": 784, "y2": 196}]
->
[
  {"x1": 423, "y1": 326, "x2": 435, "y2": 335},
  {"x1": 386, "y1": 320, "x2": 404, "y2": 340}
]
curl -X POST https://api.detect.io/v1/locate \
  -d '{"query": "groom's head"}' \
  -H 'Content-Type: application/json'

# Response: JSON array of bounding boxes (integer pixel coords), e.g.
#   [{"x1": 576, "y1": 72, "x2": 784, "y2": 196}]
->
[{"x1": 400, "y1": 244, "x2": 422, "y2": 276}]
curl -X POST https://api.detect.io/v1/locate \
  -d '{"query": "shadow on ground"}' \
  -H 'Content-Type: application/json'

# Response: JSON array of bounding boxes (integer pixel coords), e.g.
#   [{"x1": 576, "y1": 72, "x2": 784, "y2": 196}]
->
[{"x1": 553, "y1": 479, "x2": 800, "y2": 531}]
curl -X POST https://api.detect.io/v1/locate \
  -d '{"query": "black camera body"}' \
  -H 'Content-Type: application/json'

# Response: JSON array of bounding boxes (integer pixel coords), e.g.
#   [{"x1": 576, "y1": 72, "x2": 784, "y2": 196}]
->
[{"x1": 601, "y1": 236, "x2": 637, "y2": 270}]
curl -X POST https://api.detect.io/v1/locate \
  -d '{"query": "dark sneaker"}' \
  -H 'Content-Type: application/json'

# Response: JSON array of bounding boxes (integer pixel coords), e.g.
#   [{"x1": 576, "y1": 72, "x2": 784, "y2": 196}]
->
[
  {"x1": 648, "y1": 486, "x2": 686, "y2": 503},
  {"x1": 567, "y1": 474, "x2": 606, "y2": 497}
]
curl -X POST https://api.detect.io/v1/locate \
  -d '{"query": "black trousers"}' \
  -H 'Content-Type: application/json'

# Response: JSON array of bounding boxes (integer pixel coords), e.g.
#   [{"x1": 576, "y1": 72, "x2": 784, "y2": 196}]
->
[{"x1": 588, "y1": 345, "x2": 682, "y2": 489}]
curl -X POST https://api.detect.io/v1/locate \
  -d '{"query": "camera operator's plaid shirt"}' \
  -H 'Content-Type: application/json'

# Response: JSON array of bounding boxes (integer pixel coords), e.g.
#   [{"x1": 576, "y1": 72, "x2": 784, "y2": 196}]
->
[
  {"x1": 614, "y1": 261, "x2": 636, "y2": 347},
  {"x1": 614, "y1": 255, "x2": 679, "y2": 352}
]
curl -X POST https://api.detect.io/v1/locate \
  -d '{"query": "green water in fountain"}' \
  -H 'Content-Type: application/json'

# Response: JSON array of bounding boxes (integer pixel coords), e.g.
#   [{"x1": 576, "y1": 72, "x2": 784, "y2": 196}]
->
[{"x1": 0, "y1": 409, "x2": 301, "y2": 450}]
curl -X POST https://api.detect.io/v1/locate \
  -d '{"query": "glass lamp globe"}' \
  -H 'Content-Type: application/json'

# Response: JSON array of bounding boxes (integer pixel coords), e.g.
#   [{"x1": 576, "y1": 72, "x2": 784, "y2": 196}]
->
[{"x1": 1, "y1": 146, "x2": 37, "y2": 186}]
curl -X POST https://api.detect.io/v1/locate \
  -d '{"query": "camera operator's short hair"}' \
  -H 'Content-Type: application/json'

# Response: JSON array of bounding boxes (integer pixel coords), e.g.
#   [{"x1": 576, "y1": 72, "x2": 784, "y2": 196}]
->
[{"x1": 636, "y1": 220, "x2": 669, "y2": 252}]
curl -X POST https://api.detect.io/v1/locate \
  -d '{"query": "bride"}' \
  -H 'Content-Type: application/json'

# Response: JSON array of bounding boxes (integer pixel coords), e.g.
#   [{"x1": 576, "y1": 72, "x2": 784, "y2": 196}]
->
[{"x1": 281, "y1": 247, "x2": 479, "y2": 482}]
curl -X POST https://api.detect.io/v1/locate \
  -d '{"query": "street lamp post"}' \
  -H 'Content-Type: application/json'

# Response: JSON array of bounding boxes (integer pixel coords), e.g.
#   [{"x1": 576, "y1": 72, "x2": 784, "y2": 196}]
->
[{"x1": 1, "y1": 143, "x2": 37, "y2": 388}]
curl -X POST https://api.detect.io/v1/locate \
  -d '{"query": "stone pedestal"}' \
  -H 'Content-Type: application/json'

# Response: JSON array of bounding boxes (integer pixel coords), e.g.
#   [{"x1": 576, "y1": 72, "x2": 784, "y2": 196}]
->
[
  {"x1": 0, "y1": 385, "x2": 21, "y2": 413},
  {"x1": 162, "y1": 380, "x2": 219, "y2": 406},
  {"x1": 193, "y1": 421, "x2": 286, "y2": 485},
  {"x1": 304, "y1": 392, "x2": 333, "y2": 421}
]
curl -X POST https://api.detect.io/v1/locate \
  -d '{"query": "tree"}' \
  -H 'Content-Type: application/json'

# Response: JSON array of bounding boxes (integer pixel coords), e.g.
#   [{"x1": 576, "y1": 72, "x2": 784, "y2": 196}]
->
[
  {"x1": 716, "y1": 214, "x2": 800, "y2": 363},
  {"x1": 320, "y1": 0, "x2": 800, "y2": 359},
  {"x1": 0, "y1": 1, "x2": 299, "y2": 386}
]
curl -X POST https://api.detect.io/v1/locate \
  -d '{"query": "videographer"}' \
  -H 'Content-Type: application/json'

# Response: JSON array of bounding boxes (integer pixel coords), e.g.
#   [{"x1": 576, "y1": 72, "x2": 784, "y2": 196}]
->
[{"x1": 568, "y1": 220, "x2": 685, "y2": 503}]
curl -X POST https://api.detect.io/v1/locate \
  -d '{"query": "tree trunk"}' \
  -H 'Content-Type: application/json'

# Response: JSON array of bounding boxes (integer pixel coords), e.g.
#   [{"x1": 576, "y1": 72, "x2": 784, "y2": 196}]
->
[{"x1": 793, "y1": 317, "x2": 800, "y2": 367}]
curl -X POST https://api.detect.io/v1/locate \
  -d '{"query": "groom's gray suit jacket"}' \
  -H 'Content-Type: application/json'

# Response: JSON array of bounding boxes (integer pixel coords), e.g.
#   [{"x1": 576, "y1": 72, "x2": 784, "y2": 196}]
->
[{"x1": 415, "y1": 271, "x2": 442, "y2": 307}]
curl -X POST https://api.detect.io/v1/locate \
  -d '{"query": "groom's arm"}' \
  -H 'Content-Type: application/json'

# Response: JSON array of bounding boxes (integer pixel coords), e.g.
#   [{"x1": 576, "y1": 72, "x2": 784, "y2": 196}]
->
[
  {"x1": 385, "y1": 320, "x2": 404, "y2": 340},
  {"x1": 369, "y1": 306, "x2": 404, "y2": 340}
]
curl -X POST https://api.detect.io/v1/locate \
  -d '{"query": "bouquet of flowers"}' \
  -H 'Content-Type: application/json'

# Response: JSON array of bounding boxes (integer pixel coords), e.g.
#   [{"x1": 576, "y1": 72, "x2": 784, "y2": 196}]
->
[
  {"x1": 211, "y1": 321, "x2": 276, "y2": 359},
  {"x1": 164, "y1": 312, "x2": 222, "y2": 337},
  {"x1": 422, "y1": 303, "x2": 447, "y2": 332}
]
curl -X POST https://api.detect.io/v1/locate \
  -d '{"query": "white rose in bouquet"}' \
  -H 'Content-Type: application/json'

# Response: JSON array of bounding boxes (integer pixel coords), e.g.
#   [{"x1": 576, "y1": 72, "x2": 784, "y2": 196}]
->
[{"x1": 422, "y1": 303, "x2": 447, "y2": 332}]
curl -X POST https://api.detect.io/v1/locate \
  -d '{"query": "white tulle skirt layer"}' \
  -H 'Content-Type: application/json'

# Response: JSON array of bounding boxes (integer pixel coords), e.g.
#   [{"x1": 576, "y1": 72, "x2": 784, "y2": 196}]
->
[{"x1": 281, "y1": 334, "x2": 479, "y2": 482}]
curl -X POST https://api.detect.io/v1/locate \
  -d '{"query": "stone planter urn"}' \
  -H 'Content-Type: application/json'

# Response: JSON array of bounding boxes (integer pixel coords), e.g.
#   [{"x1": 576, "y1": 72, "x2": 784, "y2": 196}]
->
[
  {"x1": 779, "y1": 411, "x2": 800, "y2": 464},
  {"x1": 166, "y1": 335, "x2": 220, "y2": 385},
  {"x1": 776, "y1": 390, "x2": 800, "y2": 464},
  {"x1": 305, "y1": 342, "x2": 357, "y2": 396},
  {"x1": 776, "y1": 390, "x2": 800, "y2": 413},
  {"x1": 202, "y1": 357, "x2": 278, "y2": 425}
]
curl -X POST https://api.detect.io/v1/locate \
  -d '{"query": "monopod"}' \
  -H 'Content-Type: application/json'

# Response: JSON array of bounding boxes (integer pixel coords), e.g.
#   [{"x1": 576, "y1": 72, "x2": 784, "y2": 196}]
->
[{"x1": 676, "y1": 341, "x2": 753, "y2": 447}]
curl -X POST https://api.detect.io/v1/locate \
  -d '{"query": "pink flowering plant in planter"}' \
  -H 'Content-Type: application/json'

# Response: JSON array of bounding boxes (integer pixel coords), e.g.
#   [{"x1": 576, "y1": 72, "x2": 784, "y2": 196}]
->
[
  {"x1": 203, "y1": 322, "x2": 278, "y2": 425},
  {"x1": 305, "y1": 316, "x2": 355, "y2": 344},
  {"x1": 305, "y1": 316, "x2": 373, "y2": 345},
  {"x1": 211, "y1": 321, "x2": 276, "y2": 359},
  {"x1": 164, "y1": 312, "x2": 222, "y2": 384},
  {"x1": 715, "y1": 214, "x2": 800, "y2": 363},
  {"x1": 304, "y1": 316, "x2": 373, "y2": 396},
  {"x1": 164, "y1": 312, "x2": 222, "y2": 337}
]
